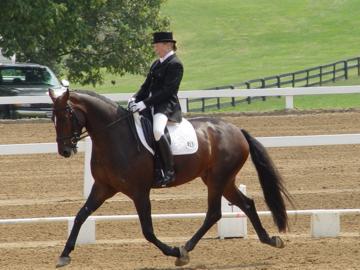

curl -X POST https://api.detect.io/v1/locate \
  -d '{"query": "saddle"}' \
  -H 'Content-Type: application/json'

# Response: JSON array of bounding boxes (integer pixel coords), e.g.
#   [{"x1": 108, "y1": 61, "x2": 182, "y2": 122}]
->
[{"x1": 132, "y1": 111, "x2": 198, "y2": 156}]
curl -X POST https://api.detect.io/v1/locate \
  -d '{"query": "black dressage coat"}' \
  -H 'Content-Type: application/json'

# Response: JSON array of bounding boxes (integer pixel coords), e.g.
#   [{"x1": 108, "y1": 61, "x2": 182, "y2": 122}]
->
[{"x1": 134, "y1": 54, "x2": 183, "y2": 123}]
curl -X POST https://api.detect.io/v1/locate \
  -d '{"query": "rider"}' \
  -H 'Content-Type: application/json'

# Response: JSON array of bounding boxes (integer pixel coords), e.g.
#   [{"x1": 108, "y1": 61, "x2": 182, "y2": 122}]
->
[{"x1": 129, "y1": 31, "x2": 184, "y2": 187}]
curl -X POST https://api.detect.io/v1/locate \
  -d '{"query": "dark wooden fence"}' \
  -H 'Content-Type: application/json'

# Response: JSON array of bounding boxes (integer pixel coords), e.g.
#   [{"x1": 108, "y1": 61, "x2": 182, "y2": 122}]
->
[{"x1": 187, "y1": 57, "x2": 360, "y2": 112}]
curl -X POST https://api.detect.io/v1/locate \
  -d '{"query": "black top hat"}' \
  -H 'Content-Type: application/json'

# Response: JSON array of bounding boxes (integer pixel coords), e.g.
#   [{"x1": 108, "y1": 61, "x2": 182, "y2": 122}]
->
[{"x1": 152, "y1": 32, "x2": 176, "y2": 44}]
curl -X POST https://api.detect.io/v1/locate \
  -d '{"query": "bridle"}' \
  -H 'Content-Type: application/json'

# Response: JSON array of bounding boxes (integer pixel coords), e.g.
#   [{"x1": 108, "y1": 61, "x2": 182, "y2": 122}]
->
[
  {"x1": 52, "y1": 103, "x2": 135, "y2": 152},
  {"x1": 52, "y1": 104, "x2": 84, "y2": 153}
]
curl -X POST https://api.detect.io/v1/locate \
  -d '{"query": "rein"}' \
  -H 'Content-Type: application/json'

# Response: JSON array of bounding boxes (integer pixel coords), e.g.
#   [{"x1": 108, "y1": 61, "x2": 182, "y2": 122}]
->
[{"x1": 76, "y1": 110, "x2": 134, "y2": 142}]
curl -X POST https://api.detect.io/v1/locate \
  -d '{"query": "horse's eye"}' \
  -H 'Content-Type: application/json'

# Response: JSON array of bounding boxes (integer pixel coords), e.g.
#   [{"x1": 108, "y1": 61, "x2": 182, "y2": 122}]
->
[{"x1": 65, "y1": 110, "x2": 72, "y2": 119}]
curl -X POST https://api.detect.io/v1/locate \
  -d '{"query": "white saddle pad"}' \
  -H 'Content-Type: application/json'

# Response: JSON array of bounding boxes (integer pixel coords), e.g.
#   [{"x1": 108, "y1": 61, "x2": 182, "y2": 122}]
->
[{"x1": 133, "y1": 113, "x2": 198, "y2": 155}]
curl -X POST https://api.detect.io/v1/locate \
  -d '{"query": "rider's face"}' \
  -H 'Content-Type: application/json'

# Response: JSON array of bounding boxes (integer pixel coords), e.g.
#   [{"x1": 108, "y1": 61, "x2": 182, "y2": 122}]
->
[{"x1": 153, "y1": 42, "x2": 172, "y2": 58}]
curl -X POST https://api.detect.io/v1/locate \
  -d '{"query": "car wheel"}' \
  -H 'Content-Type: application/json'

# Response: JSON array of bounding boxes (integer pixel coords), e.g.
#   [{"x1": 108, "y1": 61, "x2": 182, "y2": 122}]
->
[{"x1": 0, "y1": 105, "x2": 11, "y2": 119}]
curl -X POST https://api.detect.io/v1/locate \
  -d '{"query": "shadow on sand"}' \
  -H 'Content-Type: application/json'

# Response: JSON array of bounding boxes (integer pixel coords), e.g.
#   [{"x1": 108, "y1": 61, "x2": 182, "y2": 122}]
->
[{"x1": 137, "y1": 262, "x2": 272, "y2": 270}]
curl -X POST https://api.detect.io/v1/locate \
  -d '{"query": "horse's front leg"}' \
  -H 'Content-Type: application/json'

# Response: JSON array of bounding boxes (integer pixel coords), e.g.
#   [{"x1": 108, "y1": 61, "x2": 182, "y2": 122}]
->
[
  {"x1": 133, "y1": 193, "x2": 182, "y2": 260},
  {"x1": 56, "y1": 184, "x2": 115, "y2": 268}
]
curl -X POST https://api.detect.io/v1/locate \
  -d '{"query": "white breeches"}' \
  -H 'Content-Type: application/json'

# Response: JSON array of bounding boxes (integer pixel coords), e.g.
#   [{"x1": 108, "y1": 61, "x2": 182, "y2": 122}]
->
[{"x1": 153, "y1": 113, "x2": 168, "y2": 141}]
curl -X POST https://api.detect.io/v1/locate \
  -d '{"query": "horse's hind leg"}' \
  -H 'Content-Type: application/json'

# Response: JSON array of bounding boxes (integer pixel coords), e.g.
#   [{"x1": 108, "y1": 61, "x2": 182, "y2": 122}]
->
[
  {"x1": 56, "y1": 183, "x2": 116, "y2": 268},
  {"x1": 223, "y1": 182, "x2": 284, "y2": 248}
]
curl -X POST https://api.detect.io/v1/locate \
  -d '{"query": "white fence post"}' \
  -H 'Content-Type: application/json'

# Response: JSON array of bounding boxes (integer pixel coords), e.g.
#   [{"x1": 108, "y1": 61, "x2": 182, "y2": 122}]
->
[
  {"x1": 68, "y1": 218, "x2": 96, "y2": 244},
  {"x1": 179, "y1": 98, "x2": 187, "y2": 113},
  {"x1": 311, "y1": 212, "x2": 340, "y2": 237},
  {"x1": 218, "y1": 184, "x2": 247, "y2": 239},
  {"x1": 285, "y1": 95, "x2": 294, "y2": 109},
  {"x1": 83, "y1": 137, "x2": 94, "y2": 199}
]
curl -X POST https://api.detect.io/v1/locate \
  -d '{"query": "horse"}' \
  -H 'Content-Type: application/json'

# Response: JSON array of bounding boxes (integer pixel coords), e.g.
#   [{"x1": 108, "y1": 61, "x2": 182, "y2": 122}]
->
[{"x1": 49, "y1": 88, "x2": 292, "y2": 268}]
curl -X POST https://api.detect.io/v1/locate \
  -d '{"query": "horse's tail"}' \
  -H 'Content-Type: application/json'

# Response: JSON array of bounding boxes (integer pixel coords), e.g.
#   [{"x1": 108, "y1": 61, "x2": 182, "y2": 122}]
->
[{"x1": 241, "y1": 129, "x2": 293, "y2": 232}]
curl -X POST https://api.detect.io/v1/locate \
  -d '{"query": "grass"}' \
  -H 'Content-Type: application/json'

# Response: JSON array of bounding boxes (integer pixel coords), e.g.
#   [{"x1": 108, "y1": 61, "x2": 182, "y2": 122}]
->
[
  {"x1": 190, "y1": 75, "x2": 360, "y2": 113},
  {"x1": 72, "y1": 0, "x2": 360, "y2": 112},
  {"x1": 196, "y1": 93, "x2": 360, "y2": 113},
  {"x1": 75, "y1": 0, "x2": 360, "y2": 94}
]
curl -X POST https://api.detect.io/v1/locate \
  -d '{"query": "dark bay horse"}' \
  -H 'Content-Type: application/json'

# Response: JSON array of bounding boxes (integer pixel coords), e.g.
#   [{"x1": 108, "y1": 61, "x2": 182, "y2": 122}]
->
[{"x1": 49, "y1": 89, "x2": 292, "y2": 268}]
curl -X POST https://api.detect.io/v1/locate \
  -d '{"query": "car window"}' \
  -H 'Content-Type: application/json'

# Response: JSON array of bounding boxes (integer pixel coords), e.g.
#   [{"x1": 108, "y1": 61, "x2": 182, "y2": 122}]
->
[{"x1": 0, "y1": 67, "x2": 61, "y2": 87}]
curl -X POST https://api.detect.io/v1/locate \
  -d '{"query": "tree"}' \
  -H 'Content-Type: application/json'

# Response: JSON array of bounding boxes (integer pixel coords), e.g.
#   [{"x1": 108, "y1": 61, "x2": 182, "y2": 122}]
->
[{"x1": 0, "y1": 0, "x2": 169, "y2": 85}]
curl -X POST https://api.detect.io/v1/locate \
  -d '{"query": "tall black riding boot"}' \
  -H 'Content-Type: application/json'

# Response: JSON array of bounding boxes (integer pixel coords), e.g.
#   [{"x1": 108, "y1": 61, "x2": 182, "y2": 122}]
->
[{"x1": 155, "y1": 135, "x2": 175, "y2": 187}]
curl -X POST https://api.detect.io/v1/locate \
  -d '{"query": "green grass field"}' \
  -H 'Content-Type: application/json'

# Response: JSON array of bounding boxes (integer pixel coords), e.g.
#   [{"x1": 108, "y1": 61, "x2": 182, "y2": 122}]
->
[
  {"x1": 202, "y1": 93, "x2": 360, "y2": 113},
  {"x1": 189, "y1": 74, "x2": 360, "y2": 112},
  {"x1": 74, "y1": 0, "x2": 360, "y2": 111}
]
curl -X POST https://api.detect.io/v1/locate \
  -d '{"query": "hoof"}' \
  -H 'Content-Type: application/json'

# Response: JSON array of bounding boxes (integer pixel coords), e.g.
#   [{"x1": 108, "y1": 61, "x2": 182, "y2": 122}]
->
[
  {"x1": 271, "y1": 236, "x2": 285, "y2": 248},
  {"x1": 56, "y1": 256, "x2": 71, "y2": 268},
  {"x1": 175, "y1": 246, "x2": 190, "y2": 267}
]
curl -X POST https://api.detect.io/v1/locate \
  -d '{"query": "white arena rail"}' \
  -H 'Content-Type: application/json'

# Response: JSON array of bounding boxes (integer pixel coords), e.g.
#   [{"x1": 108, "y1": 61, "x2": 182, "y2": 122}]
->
[
  {"x1": 1, "y1": 134, "x2": 360, "y2": 242},
  {"x1": 2, "y1": 208, "x2": 359, "y2": 225},
  {"x1": 1, "y1": 134, "x2": 360, "y2": 197},
  {"x1": 1, "y1": 209, "x2": 359, "y2": 224},
  {"x1": 0, "y1": 85, "x2": 360, "y2": 111},
  {"x1": 0, "y1": 209, "x2": 359, "y2": 244}
]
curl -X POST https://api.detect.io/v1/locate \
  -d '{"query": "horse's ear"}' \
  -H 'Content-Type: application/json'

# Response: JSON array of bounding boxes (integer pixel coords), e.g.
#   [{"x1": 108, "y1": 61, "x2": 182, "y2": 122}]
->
[
  {"x1": 64, "y1": 88, "x2": 70, "y2": 101},
  {"x1": 48, "y1": 88, "x2": 57, "y2": 103}
]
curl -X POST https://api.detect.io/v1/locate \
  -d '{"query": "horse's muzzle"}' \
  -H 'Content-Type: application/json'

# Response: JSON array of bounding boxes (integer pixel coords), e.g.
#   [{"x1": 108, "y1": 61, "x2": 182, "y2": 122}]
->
[{"x1": 61, "y1": 146, "x2": 73, "y2": 158}]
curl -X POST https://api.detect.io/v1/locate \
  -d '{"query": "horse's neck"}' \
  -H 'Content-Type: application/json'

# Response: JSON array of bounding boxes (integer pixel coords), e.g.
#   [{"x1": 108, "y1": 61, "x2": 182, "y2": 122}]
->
[
  {"x1": 73, "y1": 94, "x2": 131, "y2": 146},
  {"x1": 72, "y1": 94, "x2": 147, "y2": 177}
]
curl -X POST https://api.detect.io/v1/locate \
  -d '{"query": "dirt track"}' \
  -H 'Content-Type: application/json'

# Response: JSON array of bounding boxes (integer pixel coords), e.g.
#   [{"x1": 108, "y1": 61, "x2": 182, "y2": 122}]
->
[{"x1": 0, "y1": 110, "x2": 360, "y2": 270}]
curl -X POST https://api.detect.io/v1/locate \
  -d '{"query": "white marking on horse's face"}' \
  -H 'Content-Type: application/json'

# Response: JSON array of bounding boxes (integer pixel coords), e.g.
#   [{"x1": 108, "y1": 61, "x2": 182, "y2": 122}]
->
[{"x1": 53, "y1": 115, "x2": 57, "y2": 127}]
